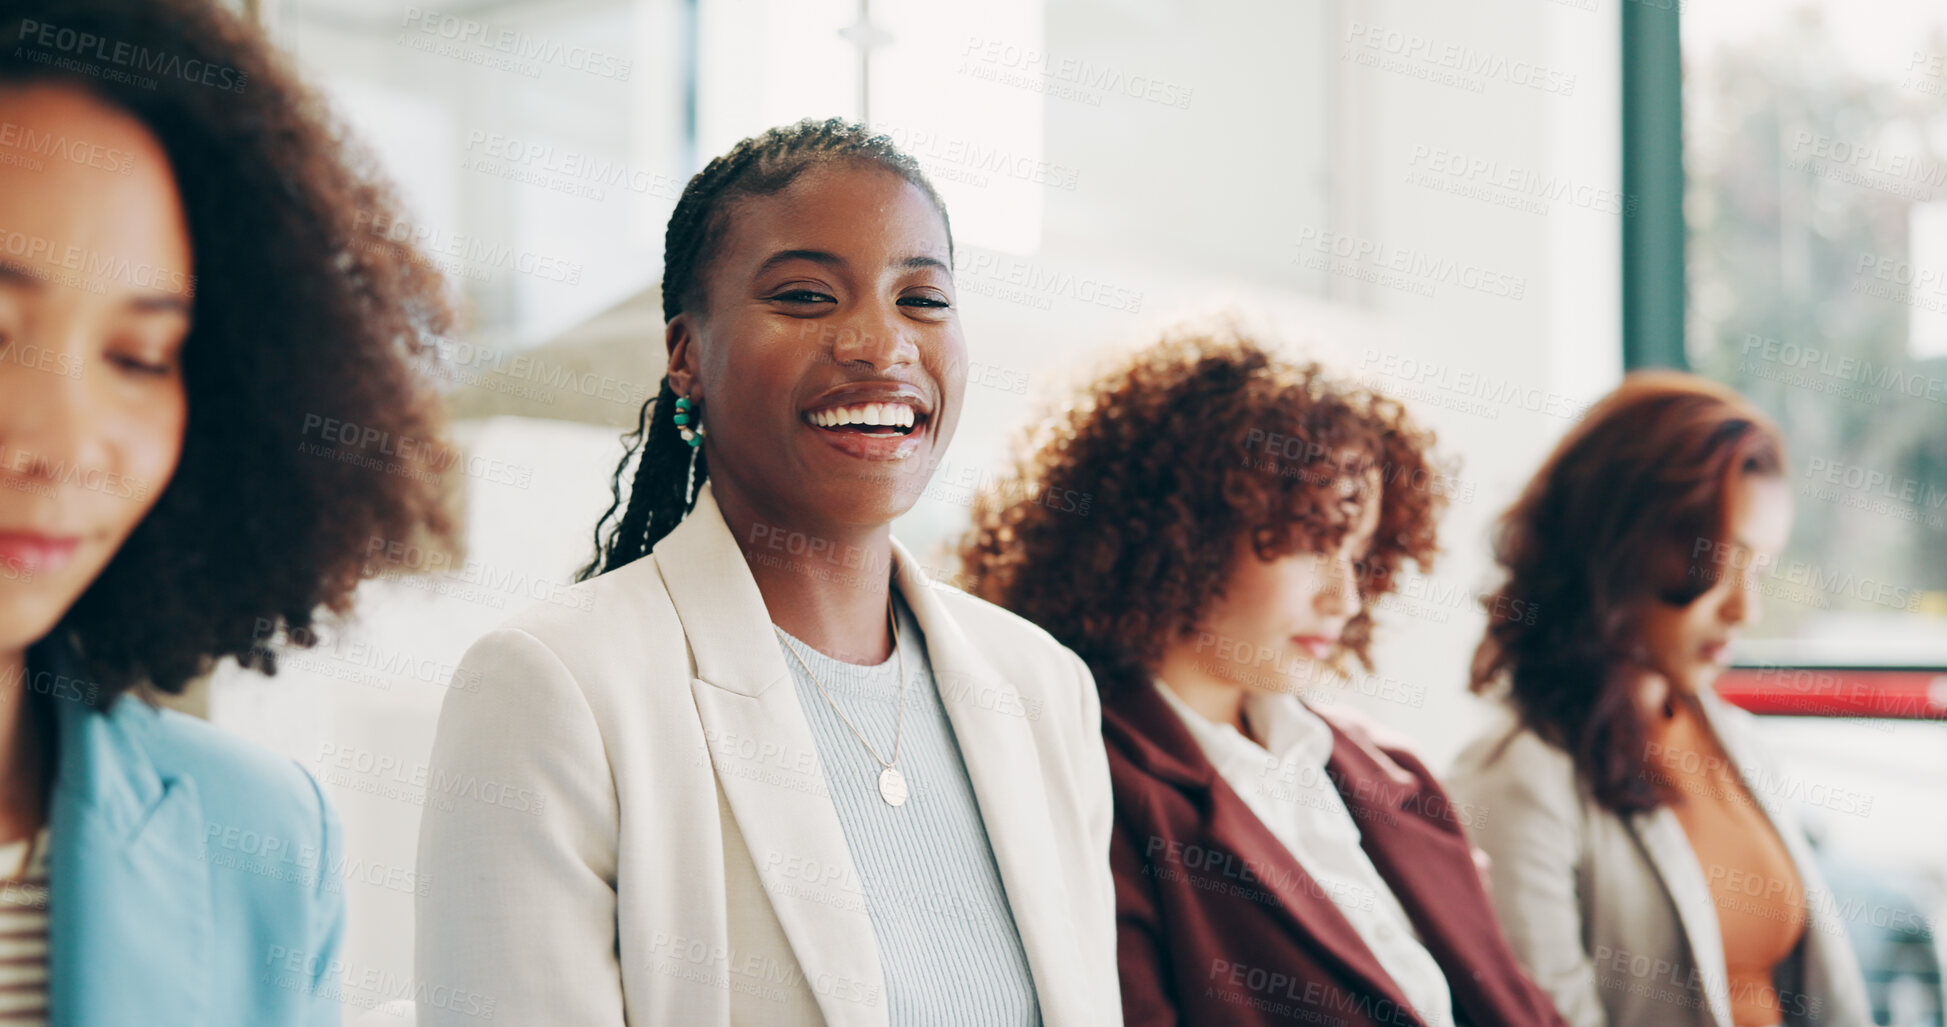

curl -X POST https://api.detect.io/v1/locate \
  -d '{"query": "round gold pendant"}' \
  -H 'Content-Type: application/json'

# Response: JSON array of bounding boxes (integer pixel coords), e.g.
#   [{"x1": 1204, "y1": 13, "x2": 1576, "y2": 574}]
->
[{"x1": 878, "y1": 766, "x2": 909, "y2": 807}]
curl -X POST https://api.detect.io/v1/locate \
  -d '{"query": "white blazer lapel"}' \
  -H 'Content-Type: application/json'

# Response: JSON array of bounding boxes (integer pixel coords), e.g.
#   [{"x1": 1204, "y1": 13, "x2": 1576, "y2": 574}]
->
[
  {"x1": 892, "y1": 543, "x2": 1093, "y2": 1026},
  {"x1": 1628, "y1": 805, "x2": 1736, "y2": 1027},
  {"x1": 1696, "y1": 694, "x2": 1873, "y2": 1019},
  {"x1": 656, "y1": 485, "x2": 889, "y2": 1027}
]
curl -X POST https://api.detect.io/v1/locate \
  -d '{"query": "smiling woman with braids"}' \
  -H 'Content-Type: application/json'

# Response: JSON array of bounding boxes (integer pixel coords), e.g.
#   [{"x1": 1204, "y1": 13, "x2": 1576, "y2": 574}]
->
[{"x1": 415, "y1": 119, "x2": 1121, "y2": 1026}]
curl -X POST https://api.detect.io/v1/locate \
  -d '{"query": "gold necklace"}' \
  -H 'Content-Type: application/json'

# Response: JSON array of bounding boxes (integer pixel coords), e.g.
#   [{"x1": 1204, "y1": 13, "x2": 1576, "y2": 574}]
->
[{"x1": 777, "y1": 599, "x2": 910, "y2": 806}]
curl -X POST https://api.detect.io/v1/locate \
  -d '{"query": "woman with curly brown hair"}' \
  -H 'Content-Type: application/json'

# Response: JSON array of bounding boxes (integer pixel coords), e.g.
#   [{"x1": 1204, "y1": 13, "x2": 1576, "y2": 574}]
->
[
  {"x1": 1446, "y1": 373, "x2": 1870, "y2": 1027},
  {"x1": 0, "y1": 0, "x2": 456, "y2": 1022},
  {"x1": 959, "y1": 326, "x2": 1567, "y2": 1027}
]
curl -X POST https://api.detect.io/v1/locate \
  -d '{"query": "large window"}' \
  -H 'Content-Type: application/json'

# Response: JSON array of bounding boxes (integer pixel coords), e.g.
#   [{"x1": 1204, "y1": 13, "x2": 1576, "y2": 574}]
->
[
  {"x1": 1668, "y1": 6, "x2": 1947, "y2": 1023},
  {"x1": 1679, "y1": 0, "x2": 1947, "y2": 666}
]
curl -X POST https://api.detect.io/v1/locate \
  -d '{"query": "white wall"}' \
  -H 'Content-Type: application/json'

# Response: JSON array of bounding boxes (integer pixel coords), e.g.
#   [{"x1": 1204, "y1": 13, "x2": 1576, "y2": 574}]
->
[{"x1": 1304, "y1": 0, "x2": 1625, "y2": 768}]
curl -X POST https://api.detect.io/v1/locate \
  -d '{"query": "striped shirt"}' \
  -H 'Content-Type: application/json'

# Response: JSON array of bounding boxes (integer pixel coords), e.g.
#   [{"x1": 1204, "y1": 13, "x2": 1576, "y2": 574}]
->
[
  {"x1": 0, "y1": 830, "x2": 48, "y2": 1026},
  {"x1": 777, "y1": 595, "x2": 1040, "y2": 1025}
]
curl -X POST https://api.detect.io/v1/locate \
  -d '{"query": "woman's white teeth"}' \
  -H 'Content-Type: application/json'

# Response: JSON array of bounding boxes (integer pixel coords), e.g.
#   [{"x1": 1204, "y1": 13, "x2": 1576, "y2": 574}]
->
[{"x1": 813, "y1": 403, "x2": 917, "y2": 429}]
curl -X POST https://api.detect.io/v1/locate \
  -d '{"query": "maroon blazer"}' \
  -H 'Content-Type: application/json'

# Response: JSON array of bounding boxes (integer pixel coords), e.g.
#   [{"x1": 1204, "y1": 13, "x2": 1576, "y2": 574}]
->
[{"x1": 1105, "y1": 684, "x2": 1567, "y2": 1027}]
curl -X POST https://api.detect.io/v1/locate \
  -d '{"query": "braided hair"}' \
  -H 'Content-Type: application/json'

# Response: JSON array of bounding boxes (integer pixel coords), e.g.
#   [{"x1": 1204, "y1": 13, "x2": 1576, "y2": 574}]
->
[{"x1": 579, "y1": 118, "x2": 951, "y2": 580}]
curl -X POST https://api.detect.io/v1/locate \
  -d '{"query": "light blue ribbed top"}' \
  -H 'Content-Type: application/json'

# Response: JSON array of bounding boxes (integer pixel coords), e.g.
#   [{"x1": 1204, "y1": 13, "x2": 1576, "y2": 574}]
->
[{"x1": 776, "y1": 594, "x2": 1040, "y2": 1026}]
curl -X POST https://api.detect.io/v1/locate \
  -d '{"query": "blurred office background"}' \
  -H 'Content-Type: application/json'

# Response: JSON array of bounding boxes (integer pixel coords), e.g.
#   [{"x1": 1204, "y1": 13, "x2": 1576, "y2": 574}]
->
[{"x1": 198, "y1": 0, "x2": 1946, "y2": 1022}]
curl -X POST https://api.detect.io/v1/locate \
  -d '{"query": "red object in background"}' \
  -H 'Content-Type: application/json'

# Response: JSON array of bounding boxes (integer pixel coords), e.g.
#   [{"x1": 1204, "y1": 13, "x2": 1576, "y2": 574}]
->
[{"x1": 1717, "y1": 668, "x2": 1947, "y2": 720}]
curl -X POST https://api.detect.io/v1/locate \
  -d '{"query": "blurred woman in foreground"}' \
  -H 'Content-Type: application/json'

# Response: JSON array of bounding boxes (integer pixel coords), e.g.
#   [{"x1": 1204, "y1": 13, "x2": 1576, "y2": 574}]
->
[{"x1": 0, "y1": 0, "x2": 457, "y2": 1021}]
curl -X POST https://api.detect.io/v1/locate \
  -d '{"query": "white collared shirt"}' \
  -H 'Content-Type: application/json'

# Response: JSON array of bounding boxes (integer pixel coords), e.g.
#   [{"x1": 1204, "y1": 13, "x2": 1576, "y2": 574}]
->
[{"x1": 1153, "y1": 680, "x2": 1456, "y2": 1027}]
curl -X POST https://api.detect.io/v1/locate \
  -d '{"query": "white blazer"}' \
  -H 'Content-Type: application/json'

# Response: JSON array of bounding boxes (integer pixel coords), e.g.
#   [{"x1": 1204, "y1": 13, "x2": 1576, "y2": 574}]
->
[
  {"x1": 414, "y1": 483, "x2": 1121, "y2": 1026},
  {"x1": 1446, "y1": 691, "x2": 1871, "y2": 1027}
]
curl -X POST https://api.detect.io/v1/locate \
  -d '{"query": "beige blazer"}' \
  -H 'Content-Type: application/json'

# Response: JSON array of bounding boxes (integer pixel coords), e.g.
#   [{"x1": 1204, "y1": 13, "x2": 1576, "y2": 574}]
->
[
  {"x1": 1446, "y1": 692, "x2": 1871, "y2": 1027},
  {"x1": 414, "y1": 483, "x2": 1121, "y2": 1026}
]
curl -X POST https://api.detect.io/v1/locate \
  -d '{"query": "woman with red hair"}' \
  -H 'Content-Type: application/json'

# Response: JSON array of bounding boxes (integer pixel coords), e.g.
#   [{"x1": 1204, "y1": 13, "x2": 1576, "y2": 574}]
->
[{"x1": 1448, "y1": 372, "x2": 1871, "y2": 1027}]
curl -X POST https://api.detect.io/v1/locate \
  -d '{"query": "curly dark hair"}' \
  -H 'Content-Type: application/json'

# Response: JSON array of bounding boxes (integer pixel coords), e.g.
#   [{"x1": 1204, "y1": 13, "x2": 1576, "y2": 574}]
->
[
  {"x1": 3, "y1": 0, "x2": 458, "y2": 704},
  {"x1": 1469, "y1": 371, "x2": 1784, "y2": 814},
  {"x1": 580, "y1": 117, "x2": 950, "y2": 579},
  {"x1": 956, "y1": 324, "x2": 1447, "y2": 695}
]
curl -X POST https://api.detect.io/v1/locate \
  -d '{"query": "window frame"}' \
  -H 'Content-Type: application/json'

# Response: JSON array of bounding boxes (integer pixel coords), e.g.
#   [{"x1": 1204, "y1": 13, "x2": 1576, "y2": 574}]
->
[{"x1": 1621, "y1": 0, "x2": 1688, "y2": 372}]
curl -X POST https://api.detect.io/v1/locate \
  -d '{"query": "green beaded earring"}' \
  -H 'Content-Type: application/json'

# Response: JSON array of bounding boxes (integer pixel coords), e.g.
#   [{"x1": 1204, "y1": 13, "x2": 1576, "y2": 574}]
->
[{"x1": 673, "y1": 396, "x2": 704, "y2": 448}]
